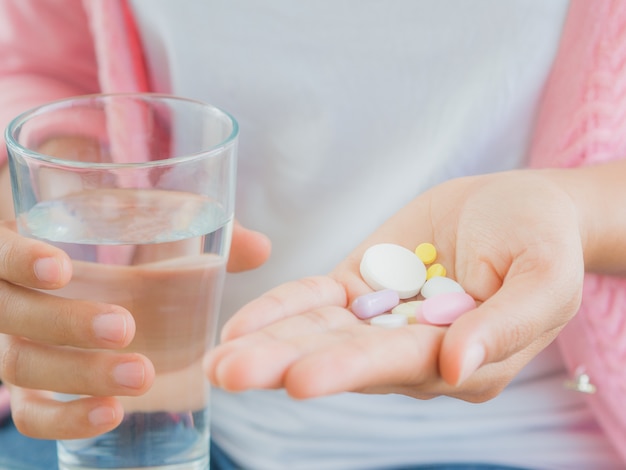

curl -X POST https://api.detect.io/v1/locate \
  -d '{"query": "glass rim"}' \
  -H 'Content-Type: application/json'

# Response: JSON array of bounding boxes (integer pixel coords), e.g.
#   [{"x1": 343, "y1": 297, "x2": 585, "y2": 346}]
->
[{"x1": 4, "y1": 92, "x2": 239, "y2": 169}]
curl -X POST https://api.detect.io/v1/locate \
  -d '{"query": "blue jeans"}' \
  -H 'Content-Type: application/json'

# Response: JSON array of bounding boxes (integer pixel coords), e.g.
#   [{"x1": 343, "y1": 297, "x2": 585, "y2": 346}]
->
[
  {"x1": 0, "y1": 418, "x2": 237, "y2": 470},
  {"x1": 0, "y1": 418, "x2": 529, "y2": 470}
]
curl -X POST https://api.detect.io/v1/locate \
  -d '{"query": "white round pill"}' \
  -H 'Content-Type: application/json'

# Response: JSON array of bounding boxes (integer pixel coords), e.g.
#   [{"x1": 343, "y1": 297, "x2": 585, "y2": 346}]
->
[
  {"x1": 370, "y1": 313, "x2": 409, "y2": 329},
  {"x1": 360, "y1": 243, "x2": 427, "y2": 299},
  {"x1": 420, "y1": 276, "x2": 465, "y2": 298}
]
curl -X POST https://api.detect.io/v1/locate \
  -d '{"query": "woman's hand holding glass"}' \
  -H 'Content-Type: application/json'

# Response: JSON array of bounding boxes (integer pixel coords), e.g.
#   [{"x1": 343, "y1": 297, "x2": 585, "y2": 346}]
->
[{"x1": 0, "y1": 199, "x2": 271, "y2": 440}]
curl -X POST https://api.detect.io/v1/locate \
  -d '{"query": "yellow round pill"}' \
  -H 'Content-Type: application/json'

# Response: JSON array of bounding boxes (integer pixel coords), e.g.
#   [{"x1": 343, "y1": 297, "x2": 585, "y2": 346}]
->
[
  {"x1": 414, "y1": 242, "x2": 437, "y2": 265},
  {"x1": 426, "y1": 263, "x2": 447, "y2": 280}
]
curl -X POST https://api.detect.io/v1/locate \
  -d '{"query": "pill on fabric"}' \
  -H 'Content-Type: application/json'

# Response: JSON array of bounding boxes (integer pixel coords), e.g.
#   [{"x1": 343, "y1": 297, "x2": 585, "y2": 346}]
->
[
  {"x1": 426, "y1": 263, "x2": 447, "y2": 280},
  {"x1": 351, "y1": 289, "x2": 400, "y2": 320},
  {"x1": 421, "y1": 292, "x2": 476, "y2": 326},
  {"x1": 360, "y1": 243, "x2": 427, "y2": 299},
  {"x1": 370, "y1": 313, "x2": 409, "y2": 329},
  {"x1": 391, "y1": 300, "x2": 423, "y2": 324},
  {"x1": 414, "y1": 242, "x2": 437, "y2": 265},
  {"x1": 420, "y1": 276, "x2": 464, "y2": 298}
]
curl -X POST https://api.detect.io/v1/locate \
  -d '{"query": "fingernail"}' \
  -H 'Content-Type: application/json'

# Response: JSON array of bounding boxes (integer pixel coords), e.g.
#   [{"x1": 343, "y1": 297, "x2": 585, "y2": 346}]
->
[
  {"x1": 113, "y1": 362, "x2": 145, "y2": 389},
  {"x1": 457, "y1": 344, "x2": 485, "y2": 386},
  {"x1": 93, "y1": 313, "x2": 128, "y2": 344},
  {"x1": 88, "y1": 406, "x2": 117, "y2": 426},
  {"x1": 34, "y1": 257, "x2": 69, "y2": 283}
]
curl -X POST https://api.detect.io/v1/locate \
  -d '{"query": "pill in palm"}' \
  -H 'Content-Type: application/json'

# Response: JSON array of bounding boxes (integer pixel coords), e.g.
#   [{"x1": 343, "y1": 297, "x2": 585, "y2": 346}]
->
[
  {"x1": 426, "y1": 263, "x2": 446, "y2": 280},
  {"x1": 420, "y1": 276, "x2": 465, "y2": 298},
  {"x1": 360, "y1": 243, "x2": 427, "y2": 299},
  {"x1": 370, "y1": 313, "x2": 409, "y2": 329},
  {"x1": 391, "y1": 300, "x2": 423, "y2": 323},
  {"x1": 414, "y1": 242, "x2": 438, "y2": 264},
  {"x1": 351, "y1": 289, "x2": 400, "y2": 320},
  {"x1": 422, "y1": 291, "x2": 476, "y2": 325}
]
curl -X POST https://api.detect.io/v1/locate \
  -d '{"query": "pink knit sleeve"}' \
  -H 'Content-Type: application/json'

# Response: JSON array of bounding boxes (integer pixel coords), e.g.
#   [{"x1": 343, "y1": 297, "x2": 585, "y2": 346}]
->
[
  {"x1": 0, "y1": 0, "x2": 100, "y2": 166},
  {"x1": 529, "y1": 0, "x2": 626, "y2": 462}
]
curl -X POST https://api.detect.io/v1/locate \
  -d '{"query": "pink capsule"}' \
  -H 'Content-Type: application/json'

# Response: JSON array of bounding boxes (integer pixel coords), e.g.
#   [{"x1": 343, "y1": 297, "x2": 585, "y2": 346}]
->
[
  {"x1": 351, "y1": 289, "x2": 400, "y2": 320},
  {"x1": 422, "y1": 292, "x2": 476, "y2": 326}
]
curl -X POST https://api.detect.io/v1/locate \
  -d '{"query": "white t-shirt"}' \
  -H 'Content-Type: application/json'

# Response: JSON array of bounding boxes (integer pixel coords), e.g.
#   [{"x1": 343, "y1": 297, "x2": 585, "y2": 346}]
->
[{"x1": 129, "y1": 1, "x2": 622, "y2": 468}]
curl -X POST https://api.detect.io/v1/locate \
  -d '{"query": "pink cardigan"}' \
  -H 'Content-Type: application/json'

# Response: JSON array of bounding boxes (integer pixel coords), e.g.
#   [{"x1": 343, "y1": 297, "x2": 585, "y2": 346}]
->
[
  {"x1": 1, "y1": 0, "x2": 625, "y2": 462},
  {"x1": 528, "y1": 0, "x2": 626, "y2": 461}
]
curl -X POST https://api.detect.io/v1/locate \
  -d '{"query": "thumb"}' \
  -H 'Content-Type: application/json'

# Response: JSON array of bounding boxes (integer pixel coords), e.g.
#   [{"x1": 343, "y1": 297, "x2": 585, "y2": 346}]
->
[
  {"x1": 226, "y1": 220, "x2": 271, "y2": 272},
  {"x1": 439, "y1": 256, "x2": 583, "y2": 387}
]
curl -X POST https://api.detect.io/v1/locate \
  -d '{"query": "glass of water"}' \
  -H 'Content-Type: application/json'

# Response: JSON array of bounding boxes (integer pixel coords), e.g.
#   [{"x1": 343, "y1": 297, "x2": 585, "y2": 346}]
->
[{"x1": 5, "y1": 93, "x2": 238, "y2": 470}]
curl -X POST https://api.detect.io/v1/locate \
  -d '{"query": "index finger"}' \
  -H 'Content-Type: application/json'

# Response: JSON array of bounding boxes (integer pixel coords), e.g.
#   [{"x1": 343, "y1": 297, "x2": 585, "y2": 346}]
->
[
  {"x1": 220, "y1": 276, "x2": 349, "y2": 342},
  {"x1": 0, "y1": 222, "x2": 72, "y2": 289}
]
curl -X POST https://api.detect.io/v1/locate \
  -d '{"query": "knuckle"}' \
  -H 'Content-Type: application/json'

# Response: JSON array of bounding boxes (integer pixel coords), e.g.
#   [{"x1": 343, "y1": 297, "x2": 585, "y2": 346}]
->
[
  {"x1": 455, "y1": 377, "x2": 509, "y2": 404},
  {"x1": 11, "y1": 395, "x2": 48, "y2": 439},
  {"x1": 49, "y1": 302, "x2": 80, "y2": 346},
  {"x1": 0, "y1": 237, "x2": 20, "y2": 278},
  {"x1": 491, "y1": 323, "x2": 534, "y2": 361},
  {"x1": 10, "y1": 400, "x2": 34, "y2": 436},
  {"x1": 303, "y1": 309, "x2": 333, "y2": 332},
  {"x1": 0, "y1": 335, "x2": 23, "y2": 384},
  {"x1": 557, "y1": 288, "x2": 583, "y2": 320},
  {"x1": 464, "y1": 387, "x2": 503, "y2": 404},
  {"x1": 472, "y1": 378, "x2": 508, "y2": 402},
  {"x1": 297, "y1": 276, "x2": 327, "y2": 294},
  {"x1": 0, "y1": 279, "x2": 18, "y2": 315},
  {"x1": 299, "y1": 275, "x2": 346, "y2": 306}
]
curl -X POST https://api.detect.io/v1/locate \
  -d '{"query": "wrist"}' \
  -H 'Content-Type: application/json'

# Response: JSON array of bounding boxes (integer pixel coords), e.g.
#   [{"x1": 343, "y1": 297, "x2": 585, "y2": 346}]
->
[{"x1": 546, "y1": 161, "x2": 626, "y2": 275}]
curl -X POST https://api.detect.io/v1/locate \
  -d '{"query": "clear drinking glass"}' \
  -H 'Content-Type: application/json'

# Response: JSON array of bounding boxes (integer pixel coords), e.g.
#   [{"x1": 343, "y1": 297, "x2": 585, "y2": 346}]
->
[{"x1": 5, "y1": 93, "x2": 238, "y2": 470}]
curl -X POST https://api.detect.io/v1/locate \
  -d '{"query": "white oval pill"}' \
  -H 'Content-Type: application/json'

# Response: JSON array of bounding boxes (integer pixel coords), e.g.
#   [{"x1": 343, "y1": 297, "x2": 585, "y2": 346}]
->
[
  {"x1": 420, "y1": 276, "x2": 465, "y2": 298},
  {"x1": 360, "y1": 243, "x2": 427, "y2": 299},
  {"x1": 370, "y1": 313, "x2": 409, "y2": 329}
]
